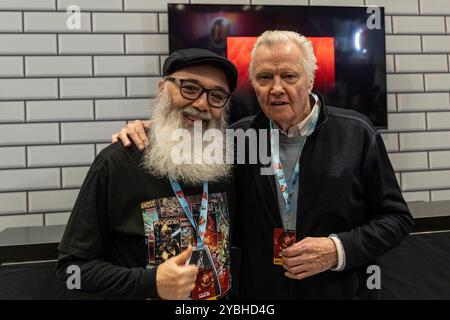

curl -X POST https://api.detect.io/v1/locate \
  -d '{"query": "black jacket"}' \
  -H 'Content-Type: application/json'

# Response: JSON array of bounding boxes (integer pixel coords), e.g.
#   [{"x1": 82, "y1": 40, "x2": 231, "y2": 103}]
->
[{"x1": 231, "y1": 92, "x2": 413, "y2": 299}]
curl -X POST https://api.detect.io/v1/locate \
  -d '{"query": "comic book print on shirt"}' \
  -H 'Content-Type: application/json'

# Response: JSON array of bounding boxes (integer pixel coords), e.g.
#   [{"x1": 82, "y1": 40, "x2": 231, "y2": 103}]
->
[{"x1": 141, "y1": 192, "x2": 230, "y2": 300}]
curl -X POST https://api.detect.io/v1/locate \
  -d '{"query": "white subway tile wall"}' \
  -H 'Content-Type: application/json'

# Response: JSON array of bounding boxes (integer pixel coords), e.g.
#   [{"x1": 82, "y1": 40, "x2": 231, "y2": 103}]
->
[
  {"x1": 423, "y1": 36, "x2": 450, "y2": 53},
  {"x1": 0, "y1": 12, "x2": 22, "y2": 33},
  {"x1": 0, "y1": 57, "x2": 24, "y2": 78},
  {"x1": 425, "y1": 74, "x2": 450, "y2": 91},
  {"x1": 0, "y1": 192, "x2": 27, "y2": 215},
  {"x1": 24, "y1": 12, "x2": 92, "y2": 33},
  {"x1": 0, "y1": 1, "x2": 55, "y2": 11},
  {"x1": 1, "y1": 0, "x2": 450, "y2": 231},
  {"x1": 387, "y1": 94, "x2": 396, "y2": 112},
  {"x1": 0, "y1": 34, "x2": 57, "y2": 55},
  {"x1": 93, "y1": 13, "x2": 158, "y2": 33},
  {"x1": 125, "y1": 34, "x2": 169, "y2": 54},
  {"x1": 95, "y1": 98, "x2": 155, "y2": 120},
  {"x1": 386, "y1": 55, "x2": 395, "y2": 73},
  {"x1": 59, "y1": 78, "x2": 126, "y2": 99},
  {"x1": 25, "y1": 56, "x2": 93, "y2": 77},
  {"x1": 387, "y1": 113, "x2": 427, "y2": 132},
  {"x1": 124, "y1": 0, "x2": 189, "y2": 12},
  {"x1": 393, "y1": 16, "x2": 446, "y2": 34},
  {"x1": 384, "y1": 16, "x2": 392, "y2": 34},
  {"x1": 385, "y1": 35, "x2": 422, "y2": 54},
  {"x1": 0, "y1": 79, "x2": 58, "y2": 100},
  {"x1": 58, "y1": 35, "x2": 124, "y2": 55},
  {"x1": 380, "y1": 133, "x2": 399, "y2": 152},
  {"x1": 159, "y1": 13, "x2": 168, "y2": 33},
  {"x1": 0, "y1": 147, "x2": 26, "y2": 169},
  {"x1": 429, "y1": 150, "x2": 450, "y2": 169},
  {"x1": 126, "y1": 77, "x2": 160, "y2": 97},
  {"x1": 366, "y1": 0, "x2": 419, "y2": 15},
  {"x1": 431, "y1": 190, "x2": 450, "y2": 201},
  {"x1": 27, "y1": 144, "x2": 95, "y2": 167},
  {"x1": 44, "y1": 212, "x2": 71, "y2": 226},
  {"x1": 395, "y1": 54, "x2": 448, "y2": 73},
  {"x1": 0, "y1": 101, "x2": 25, "y2": 122},
  {"x1": 0, "y1": 215, "x2": 43, "y2": 232},
  {"x1": 28, "y1": 189, "x2": 79, "y2": 212},
  {"x1": 420, "y1": 0, "x2": 450, "y2": 15},
  {"x1": 93, "y1": 56, "x2": 159, "y2": 76},
  {"x1": 61, "y1": 167, "x2": 89, "y2": 188},
  {"x1": 26, "y1": 100, "x2": 94, "y2": 122},
  {"x1": 397, "y1": 93, "x2": 450, "y2": 112},
  {"x1": 402, "y1": 191, "x2": 430, "y2": 202},
  {"x1": 387, "y1": 74, "x2": 425, "y2": 92},
  {"x1": 57, "y1": 0, "x2": 123, "y2": 11}
]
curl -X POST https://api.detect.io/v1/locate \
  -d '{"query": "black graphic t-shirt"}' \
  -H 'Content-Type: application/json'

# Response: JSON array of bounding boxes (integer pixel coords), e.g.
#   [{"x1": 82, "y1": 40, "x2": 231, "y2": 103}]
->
[
  {"x1": 142, "y1": 192, "x2": 231, "y2": 300},
  {"x1": 57, "y1": 142, "x2": 235, "y2": 299}
]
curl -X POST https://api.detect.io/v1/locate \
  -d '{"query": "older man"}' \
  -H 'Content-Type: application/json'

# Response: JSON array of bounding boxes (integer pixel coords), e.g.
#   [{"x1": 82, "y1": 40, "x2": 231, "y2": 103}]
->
[
  {"x1": 57, "y1": 48, "x2": 238, "y2": 300},
  {"x1": 113, "y1": 31, "x2": 413, "y2": 300}
]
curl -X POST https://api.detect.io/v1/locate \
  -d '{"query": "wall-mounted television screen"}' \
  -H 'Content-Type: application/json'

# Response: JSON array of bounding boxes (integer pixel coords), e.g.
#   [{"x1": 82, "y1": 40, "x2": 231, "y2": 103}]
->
[{"x1": 168, "y1": 4, "x2": 387, "y2": 128}]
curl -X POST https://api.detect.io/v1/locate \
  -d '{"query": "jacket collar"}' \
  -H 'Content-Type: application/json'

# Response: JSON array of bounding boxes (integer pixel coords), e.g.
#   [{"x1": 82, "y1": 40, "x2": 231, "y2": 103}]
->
[{"x1": 247, "y1": 90, "x2": 328, "y2": 227}]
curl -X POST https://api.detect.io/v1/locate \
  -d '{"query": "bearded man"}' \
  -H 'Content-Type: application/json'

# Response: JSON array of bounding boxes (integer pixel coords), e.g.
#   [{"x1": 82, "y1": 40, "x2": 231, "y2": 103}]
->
[{"x1": 56, "y1": 48, "x2": 238, "y2": 300}]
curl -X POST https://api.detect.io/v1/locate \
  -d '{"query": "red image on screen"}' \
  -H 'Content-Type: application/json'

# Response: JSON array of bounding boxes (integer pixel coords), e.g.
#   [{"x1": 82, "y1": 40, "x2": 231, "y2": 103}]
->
[{"x1": 227, "y1": 37, "x2": 335, "y2": 93}]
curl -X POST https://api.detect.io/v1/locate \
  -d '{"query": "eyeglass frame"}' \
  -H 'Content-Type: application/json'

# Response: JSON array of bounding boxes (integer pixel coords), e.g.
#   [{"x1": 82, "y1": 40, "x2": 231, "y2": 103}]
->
[{"x1": 165, "y1": 76, "x2": 231, "y2": 109}]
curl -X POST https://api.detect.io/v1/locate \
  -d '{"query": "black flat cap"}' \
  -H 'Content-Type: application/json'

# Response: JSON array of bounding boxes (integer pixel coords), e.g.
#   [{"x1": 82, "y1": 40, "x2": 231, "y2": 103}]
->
[{"x1": 163, "y1": 48, "x2": 238, "y2": 92}]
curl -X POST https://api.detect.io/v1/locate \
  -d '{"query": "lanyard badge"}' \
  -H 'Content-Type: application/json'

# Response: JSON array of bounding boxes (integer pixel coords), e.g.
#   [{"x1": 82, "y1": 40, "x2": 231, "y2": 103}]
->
[
  {"x1": 169, "y1": 177, "x2": 208, "y2": 249},
  {"x1": 273, "y1": 228, "x2": 296, "y2": 265},
  {"x1": 169, "y1": 178, "x2": 224, "y2": 299}
]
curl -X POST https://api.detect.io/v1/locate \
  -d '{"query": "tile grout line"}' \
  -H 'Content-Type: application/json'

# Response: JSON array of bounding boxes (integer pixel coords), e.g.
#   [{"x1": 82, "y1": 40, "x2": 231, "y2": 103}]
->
[
  {"x1": 157, "y1": 11, "x2": 160, "y2": 33},
  {"x1": 26, "y1": 191, "x2": 29, "y2": 214}
]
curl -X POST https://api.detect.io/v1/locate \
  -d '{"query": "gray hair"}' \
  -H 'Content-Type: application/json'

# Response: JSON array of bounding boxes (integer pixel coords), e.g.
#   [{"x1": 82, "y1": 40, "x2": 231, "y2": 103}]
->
[{"x1": 249, "y1": 30, "x2": 318, "y2": 86}]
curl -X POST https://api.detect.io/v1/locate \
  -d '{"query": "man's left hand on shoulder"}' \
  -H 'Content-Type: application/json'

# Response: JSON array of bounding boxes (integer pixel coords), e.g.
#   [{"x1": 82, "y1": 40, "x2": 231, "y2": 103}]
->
[{"x1": 281, "y1": 237, "x2": 338, "y2": 280}]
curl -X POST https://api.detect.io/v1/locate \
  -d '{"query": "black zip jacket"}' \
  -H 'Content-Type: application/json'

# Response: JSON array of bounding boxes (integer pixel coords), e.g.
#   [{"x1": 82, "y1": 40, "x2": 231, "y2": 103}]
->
[{"x1": 231, "y1": 92, "x2": 413, "y2": 299}]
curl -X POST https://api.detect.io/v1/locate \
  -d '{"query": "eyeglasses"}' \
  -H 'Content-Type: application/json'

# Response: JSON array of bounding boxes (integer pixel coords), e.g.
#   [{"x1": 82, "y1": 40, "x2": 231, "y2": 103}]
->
[{"x1": 165, "y1": 77, "x2": 231, "y2": 108}]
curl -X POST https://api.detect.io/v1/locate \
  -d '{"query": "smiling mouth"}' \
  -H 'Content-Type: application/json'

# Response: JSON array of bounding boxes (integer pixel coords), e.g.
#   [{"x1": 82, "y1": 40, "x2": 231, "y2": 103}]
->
[{"x1": 184, "y1": 114, "x2": 205, "y2": 123}]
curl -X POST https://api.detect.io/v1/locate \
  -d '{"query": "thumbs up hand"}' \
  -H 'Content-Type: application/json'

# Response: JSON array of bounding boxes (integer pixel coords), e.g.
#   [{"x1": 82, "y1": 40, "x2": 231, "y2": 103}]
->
[{"x1": 156, "y1": 246, "x2": 199, "y2": 300}]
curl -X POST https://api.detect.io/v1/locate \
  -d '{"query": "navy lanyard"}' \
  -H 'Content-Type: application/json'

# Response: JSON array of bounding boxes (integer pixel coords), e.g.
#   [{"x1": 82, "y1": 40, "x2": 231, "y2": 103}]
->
[{"x1": 169, "y1": 177, "x2": 208, "y2": 248}]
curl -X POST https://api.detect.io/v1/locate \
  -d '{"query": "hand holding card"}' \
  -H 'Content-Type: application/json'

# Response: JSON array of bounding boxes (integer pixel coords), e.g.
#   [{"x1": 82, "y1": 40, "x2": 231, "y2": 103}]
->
[
  {"x1": 187, "y1": 245, "x2": 222, "y2": 300},
  {"x1": 186, "y1": 246, "x2": 202, "y2": 267}
]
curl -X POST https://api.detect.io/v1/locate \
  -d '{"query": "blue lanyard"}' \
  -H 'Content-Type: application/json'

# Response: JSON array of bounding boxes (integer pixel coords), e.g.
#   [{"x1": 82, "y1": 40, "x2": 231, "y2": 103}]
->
[
  {"x1": 169, "y1": 177, "x2": 208, "y2": 249},
  {"x1": 269, "y1": 105, "x2": 319, "y2": 230}
]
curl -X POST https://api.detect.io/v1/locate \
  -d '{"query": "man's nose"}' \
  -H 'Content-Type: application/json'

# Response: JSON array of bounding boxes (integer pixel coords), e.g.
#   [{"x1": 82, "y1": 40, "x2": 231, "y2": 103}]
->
[
  {"x1": 270, "y1": 76, "x2": 285, "y2": 96},
  {"x1": 191, "y1": 91, "x2": 209, "y2": 111}
]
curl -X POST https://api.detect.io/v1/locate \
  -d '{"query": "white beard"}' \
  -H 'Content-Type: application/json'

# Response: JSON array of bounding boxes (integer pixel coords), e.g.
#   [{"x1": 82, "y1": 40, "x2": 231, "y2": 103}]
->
[{"x1": 142, "y1": 87, "x2": 232, "y2": 185}]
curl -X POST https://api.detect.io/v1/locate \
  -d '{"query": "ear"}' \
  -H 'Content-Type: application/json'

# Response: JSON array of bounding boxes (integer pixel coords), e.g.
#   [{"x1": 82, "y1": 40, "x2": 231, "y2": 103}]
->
[
  {"x1": 158, "y1": 79, "x2": 165, "y2": 96},
  {"x1": 308, "y1": 79, "x2": 314, "y2": 94}
]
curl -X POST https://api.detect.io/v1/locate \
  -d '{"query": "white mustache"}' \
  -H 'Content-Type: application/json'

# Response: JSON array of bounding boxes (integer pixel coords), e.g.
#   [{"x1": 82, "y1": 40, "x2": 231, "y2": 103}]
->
[{"x1": 182, "y1": 107, "x2": 212, "y2": 121}]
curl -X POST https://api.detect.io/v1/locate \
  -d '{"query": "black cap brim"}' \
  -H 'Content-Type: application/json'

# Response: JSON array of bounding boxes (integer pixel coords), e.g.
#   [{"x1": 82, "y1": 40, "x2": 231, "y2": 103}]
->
[{"x1": 163, "y1": 48, "x2": 238, "y2": 93}]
